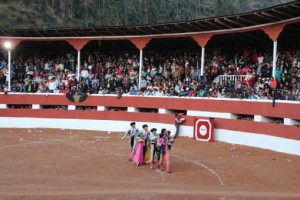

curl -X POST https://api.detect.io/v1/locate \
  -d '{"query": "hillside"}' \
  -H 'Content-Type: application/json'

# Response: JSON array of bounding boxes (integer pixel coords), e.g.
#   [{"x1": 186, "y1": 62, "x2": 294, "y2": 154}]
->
[{"x1": 0, "y1": 0, "x2": 294, "y2": 29}]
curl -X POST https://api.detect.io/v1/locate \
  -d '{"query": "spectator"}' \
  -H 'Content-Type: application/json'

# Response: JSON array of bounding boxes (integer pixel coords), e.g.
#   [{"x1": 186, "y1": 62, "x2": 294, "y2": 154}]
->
[
  {"x1": 257, "y1": 53, "x2": 264, "y2": 64},
  {"x1": 275, "y1": 66, "x2": 282, "y2": 80},
  {"x1": 174, "y1": 113, "x2": 184, "y2": 138},
  {"x1": 48, "y1": 76, "x2": 57, "y2": 93},
  {"x1": 269, "y1": 77, "x2": 277, "y2": 90},
  {"x1": 264, "y1": 63, "x2": 272, "y2": 78},
  {"x1": 140, "y1": 76, "x2": 147, "y2": 90},
  {"x1": 285, "y1": 90, "x2": 296, "y2": 101}
]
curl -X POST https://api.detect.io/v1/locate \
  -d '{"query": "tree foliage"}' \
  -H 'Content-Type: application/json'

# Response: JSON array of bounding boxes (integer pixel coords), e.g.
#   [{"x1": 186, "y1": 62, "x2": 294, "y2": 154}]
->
[{"x1": 0, "y1": 0, "x2": 293, "y2": 29}]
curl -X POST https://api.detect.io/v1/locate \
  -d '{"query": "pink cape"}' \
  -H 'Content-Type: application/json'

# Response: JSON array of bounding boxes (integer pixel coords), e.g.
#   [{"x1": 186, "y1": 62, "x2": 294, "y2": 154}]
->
[{"x1": 133, "y1": 141, "x2": 144, "y2": 166}]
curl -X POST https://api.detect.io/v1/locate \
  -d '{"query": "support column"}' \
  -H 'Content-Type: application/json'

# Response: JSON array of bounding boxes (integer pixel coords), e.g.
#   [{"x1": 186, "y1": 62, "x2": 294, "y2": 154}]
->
[
  {"x1": 201, "y1": 47, "x2": 205, "y2": 76},
  {"x1": 262, "y1": 24, "x2": 285, "y2": 79},
  {"x1": 77, "y1": 51, "x2": 81, "y2": 80},
  {"x1": 129, "y1": 38, "x2": 151, "y2": 89},
  {"x1": 7, "y1": 50, "x2": 11, "y2": 91},
  {"x1": 68, "y1": 105, "x2": 76, "y2": 110},
  {"x1": 0, "y1": 104, "x2": 7, "y2": 109},
  {"x1": 191, "y1": 34, "x2": 213, "y2": 77},
  {"x1": 66, "y1": 39, "x2": 90, "y2": 80},
  {"x1": 97, "y1": 106, "x2": 107, "y2": 111},
  {"x1": 139, "y1": 49, "x2": 143, "y2": 89},
  {"x1": 32, "y1": 104, "x2": 41, "y2": 109},
  {"x1": 272, "y1": 41, "x2": 277, "y2": 78}
]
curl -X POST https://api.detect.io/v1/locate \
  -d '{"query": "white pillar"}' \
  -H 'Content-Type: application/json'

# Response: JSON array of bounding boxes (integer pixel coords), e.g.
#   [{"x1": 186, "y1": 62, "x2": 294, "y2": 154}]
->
[
  {"x1": 7, "y1": 50, "x2": 11, "y2": 91},
  {"x1": 97, "y1": 106, "x2": 107, "y2": 111},
  {"x1": 284, "y1": 118, "x2": 298, "y2": 126},
  {"x1": 138, "y1": 49, "x2": 143, "y2": 89},
  {"x1": 68, "y1": 105, "x2": 76, "y2": 110},
  {"x1": 77, "y1": 50, "x2": 80, "y2": 80},
  {"x1": 158, "y1": 109, "x2": 166, "y2": 114},
  {"x1": 32, "y1": 104, "x2": 41, "y2": 109},
  {"x1": 128, "y1": 107, "x2": 138, "y2": 112},
  {"x1": 272, "y1": 40, "x2": 277, "y2": 78},
  {"x1": 0, "y1": 104, "x2": 7, "y2": 109},
  {"x1": 200, "y1": 47, "x2": 205, "y2": 76}
]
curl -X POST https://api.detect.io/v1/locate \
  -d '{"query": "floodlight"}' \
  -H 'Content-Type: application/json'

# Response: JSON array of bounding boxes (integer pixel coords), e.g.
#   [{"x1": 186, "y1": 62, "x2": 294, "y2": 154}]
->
[{"x1": 4, "y1": 41, "x2": 12, "y2": 49}]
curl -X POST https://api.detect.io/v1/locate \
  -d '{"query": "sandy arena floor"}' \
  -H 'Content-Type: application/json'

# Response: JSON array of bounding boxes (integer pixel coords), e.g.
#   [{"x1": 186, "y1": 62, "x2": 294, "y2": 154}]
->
[{"x1": 0, "y1": 128, "x2": 300, "y2": 200}]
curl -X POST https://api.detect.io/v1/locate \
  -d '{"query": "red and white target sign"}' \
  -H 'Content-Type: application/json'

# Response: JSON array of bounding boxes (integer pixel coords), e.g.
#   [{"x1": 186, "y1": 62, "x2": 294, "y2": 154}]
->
[{"x1": 193, "y1": 118, "x2": 214, "y2": 142}]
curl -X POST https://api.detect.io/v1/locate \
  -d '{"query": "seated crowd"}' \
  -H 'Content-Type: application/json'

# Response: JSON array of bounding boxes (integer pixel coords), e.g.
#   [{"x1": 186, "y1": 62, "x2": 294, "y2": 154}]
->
[{"x1": 0, "y1": 48, "x2": 299, "y2": 101}]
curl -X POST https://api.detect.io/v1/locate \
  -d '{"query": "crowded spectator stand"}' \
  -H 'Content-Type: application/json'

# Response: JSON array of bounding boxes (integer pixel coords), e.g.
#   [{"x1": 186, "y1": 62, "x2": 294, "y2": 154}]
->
[{"x1": 0, "y1": 48, "x2": 299, "y2": 101}]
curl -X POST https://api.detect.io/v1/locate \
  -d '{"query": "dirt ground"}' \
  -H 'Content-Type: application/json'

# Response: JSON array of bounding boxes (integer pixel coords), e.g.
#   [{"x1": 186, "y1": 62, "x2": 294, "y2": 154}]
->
[{"x1": 0, "y1": 128, "x2": 300, "y2": 200}]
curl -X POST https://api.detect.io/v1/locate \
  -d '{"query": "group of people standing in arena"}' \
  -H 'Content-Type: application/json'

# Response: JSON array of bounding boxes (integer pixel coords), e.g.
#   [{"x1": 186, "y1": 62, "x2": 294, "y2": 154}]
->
[{"x1": 122, "y1": 122, "x2": 175, "y2": 173}]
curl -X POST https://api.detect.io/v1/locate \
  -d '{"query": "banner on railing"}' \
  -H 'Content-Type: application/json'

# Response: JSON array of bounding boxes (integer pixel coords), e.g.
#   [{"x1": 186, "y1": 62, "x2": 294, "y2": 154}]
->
[{"x1": 193, "y1": 118, "x2": 214, "y2": 142}]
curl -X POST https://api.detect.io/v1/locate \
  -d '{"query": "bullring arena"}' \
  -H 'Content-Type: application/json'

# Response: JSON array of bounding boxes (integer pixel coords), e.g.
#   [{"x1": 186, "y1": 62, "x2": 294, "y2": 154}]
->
[
  {"x1": 1, "y1": 1, "x2": 300, "y2": 199},
  {"x1": 0, "y1": 127, "x2": 300, "y2": 200},
  {"x1": 0, "y1": 95, "x2": 300, "y2": 199}
]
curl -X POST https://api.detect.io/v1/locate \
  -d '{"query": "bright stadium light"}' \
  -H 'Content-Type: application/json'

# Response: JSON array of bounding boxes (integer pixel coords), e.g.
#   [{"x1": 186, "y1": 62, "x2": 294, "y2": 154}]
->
[{"x1": 4, "y1": 41, "x2": 12, "y2": 49}]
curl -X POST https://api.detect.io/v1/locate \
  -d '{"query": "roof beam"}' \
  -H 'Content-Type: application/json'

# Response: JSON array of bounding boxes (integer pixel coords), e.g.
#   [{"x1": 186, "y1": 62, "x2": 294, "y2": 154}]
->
[
  {"x1": 214, "y1": 19, "x2": 234, "y2": 29},
  {"x1": 194, "y1": 21, "x2": 211, "y2": 31},
  {"x1": 126, "y1": 27, "x2": 140, "y2": 35},
  {"x1": 174, "y1": 24, "x2": 190, "y2": 32},
  {"x1": 41, "y1": 30, "x2": 52, "y2": 37},
  {"x1": 290, "y1": 4, "x2": 300, "y2": 9},
  {"x1": 35, "y1": 30, "x2": 45, "y2": 37},
  {"x1": 186, "y1": 22, "x2": 202, "y2": 31},
  {"x1": 204, "y1": 20, "x2": 223, "y2": 30},
  {"x1": 237, "y1": 16, "x2": 258, "y2": 25},
  {"x1": 223, "y1": 17, "x2": 245, "y2": 27},
  {"x1": 70, "y1": 30, "x2": 80, "y2": 37},
  {"x1": 282, "y1": 5, "x2": 300, "y2": 15},
  {"x1": 55, "y1": 30, "x2": 66, "y2": 37},
  {"x1": 163, "y1": 26, "x2": 177, "y2": 33},
  {"x1": 271, "y1": 9, "x2": 294, "y2": 18},
  {"x1": 136, "y1": 27, "x2": 151, "y2": 35},
  {"x1": 105, "y1": 28, "x2": 117, "y2": 36},
  {"x1": 90, "y1": 28, "x2": 102, "y2": 36},
  {"x1": 261, "y1": 11, "x2": 283, "y2": 21},
  {"x1": 254, "y1": 12, "x2": 275, "y2": 22},
  {"x1": 149, "y1": 26, "x2": 164, "y2": 34},
  {"x1": 114, "y1": 27, "x2": 128, "y2": 35}
]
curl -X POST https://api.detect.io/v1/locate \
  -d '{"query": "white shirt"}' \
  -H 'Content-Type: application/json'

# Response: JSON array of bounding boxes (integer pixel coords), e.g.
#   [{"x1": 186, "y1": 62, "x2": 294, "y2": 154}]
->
[
  {"x1": 149, "y1": 132, "x2": 157, "y2": 144},
  {"x1": 59, "y1": 63, "x2": 64, "y2": 70},
  {"x1": 258, "y1": 56, "x2": 264, "y2": 64},
  {"x1": 44, "y1": 63, "x2": 49, "y2": 70},
  {"x1": 48, "y1": 81, "x2": 57, "y2": 90},
  {"x1": 140, "y1": 79, "x2": 147, "y2": 88},
  {"x1": 81, "y1": 69, "x2": 89, "y2": 78},
  {"x1": 123, "y1": 127, "x2": 139, "y2": 139}
]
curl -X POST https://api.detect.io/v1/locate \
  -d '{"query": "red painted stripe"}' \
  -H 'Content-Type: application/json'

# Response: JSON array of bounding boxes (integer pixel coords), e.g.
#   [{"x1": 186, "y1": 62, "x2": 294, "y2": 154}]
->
[
  {"x1": 1, "y1": 95, "x2": 300, "y2": 120},
  {"x1": 215, "y1": 118, "x2": 300, "y2": 141},
  {"x1": 0, "y1": 109, "x2": 299, "y2": 141}
]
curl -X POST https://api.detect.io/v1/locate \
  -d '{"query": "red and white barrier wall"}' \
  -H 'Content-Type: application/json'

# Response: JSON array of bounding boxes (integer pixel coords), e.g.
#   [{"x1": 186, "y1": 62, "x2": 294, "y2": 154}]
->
[{"x1": 0, "y1": 93, "x2": 300, "y2": 156}]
